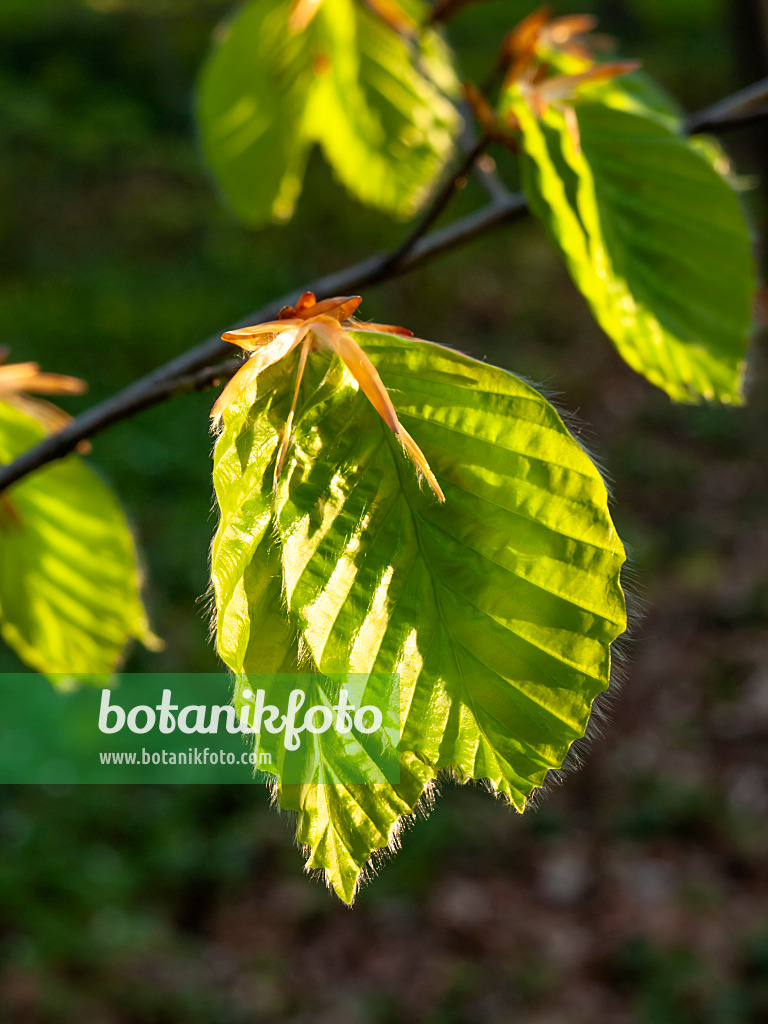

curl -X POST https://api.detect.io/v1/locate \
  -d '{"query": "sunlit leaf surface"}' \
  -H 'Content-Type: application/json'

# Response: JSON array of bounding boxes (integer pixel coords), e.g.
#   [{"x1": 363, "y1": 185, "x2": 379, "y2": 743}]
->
[
  {"x1": 212, "y1": 331, "x2": 626, "y2": 901},
  {"x1": 504, "y1": 95, "x2": 755, "y2": 403},
  {"x1": 198, "y1": 0, "x2": 460, "y2": 226},
  {"x1": 0, "y1": 402, "x2": 157, "y2": 685}
]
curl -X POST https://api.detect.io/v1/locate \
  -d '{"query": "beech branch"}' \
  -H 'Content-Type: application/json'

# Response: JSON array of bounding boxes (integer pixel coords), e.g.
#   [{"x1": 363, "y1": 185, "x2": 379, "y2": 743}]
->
[
  {"x1": 0, "y1": 79, "x2": 766, "y2": 494},
  {"x1": 685, "y1": 76, "x2": 768, "y2": 135},
  {"x1": 0, "y1": 191, "x2": 527, "y2": 493}
]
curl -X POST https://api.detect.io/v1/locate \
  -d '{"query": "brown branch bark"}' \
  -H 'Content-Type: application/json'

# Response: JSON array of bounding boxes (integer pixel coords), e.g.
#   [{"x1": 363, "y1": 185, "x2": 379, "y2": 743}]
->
[{"x1": 685, "y1": 76, "x2": 768, "y2": 134}]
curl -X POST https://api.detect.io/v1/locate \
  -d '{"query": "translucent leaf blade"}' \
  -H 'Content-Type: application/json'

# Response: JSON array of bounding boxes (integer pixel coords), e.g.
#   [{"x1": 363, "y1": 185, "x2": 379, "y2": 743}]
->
[
  {"x1": 509, "y1": 97, "x2": 755, "y2": 403},
  {"x1": 0, "y1": 402, "x2": 157, "y2": 685},
  {"x1": 211, "y1": 333, "x2": 627, "y2": 901},
  {"x1": 197, "y1": 0, "x2": 461, "y2": 226}
]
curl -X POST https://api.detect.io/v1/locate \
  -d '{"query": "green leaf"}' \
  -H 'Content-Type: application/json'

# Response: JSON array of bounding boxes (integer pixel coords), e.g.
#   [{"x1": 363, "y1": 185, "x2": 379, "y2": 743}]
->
[
  {"x1": 197, "y1": 0, "x2": 461, "y2": 226},
  {"x1": 505, "y1": 96, "x2": 755, "y2": 403},
  {"x1": 212, "y1": 331, "x2": 626, "y2": 901},
  {"x1": 0, "y1": 401, "x2": 158, "y2": 686}
]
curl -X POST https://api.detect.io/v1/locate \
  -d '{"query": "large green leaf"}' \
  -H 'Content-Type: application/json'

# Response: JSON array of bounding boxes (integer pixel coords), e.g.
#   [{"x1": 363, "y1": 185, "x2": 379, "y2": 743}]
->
[
  {"x1": 0, "y1": 401, "x2": 157, "y2": 685},
  {"x1": 211, "y1": 331, "x2": 626, "y2": 901},
  {"x1": 198, "y1": 0, "x2": 460, "y2": 226},
  {"x1": 504, "y1": 96, "x2": 755, "y2": 403}
]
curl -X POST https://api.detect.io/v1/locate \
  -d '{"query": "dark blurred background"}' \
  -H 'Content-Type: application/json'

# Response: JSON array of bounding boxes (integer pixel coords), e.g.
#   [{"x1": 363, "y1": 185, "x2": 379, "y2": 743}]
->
[{"x1": 1, "y1": 0, "x2": 767, "y2": 1020}]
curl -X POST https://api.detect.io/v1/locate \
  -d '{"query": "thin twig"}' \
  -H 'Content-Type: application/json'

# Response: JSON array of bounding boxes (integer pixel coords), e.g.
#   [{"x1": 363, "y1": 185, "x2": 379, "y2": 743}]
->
[
  {"x1": 377, "y1": 134, "x2": 490, "y2": 275},
  {"x1": 472, "y1": 152, "x2": 512, "y2": 205},
  {"x1": 685, "y1": 76, "x2": 768, "y2": 135},
  {"x1": 456, "y1": 116, "x2": 513, "y2": 204},
  {"x1": 2, "y1": 80, "x2": 768, "y2": 493}
]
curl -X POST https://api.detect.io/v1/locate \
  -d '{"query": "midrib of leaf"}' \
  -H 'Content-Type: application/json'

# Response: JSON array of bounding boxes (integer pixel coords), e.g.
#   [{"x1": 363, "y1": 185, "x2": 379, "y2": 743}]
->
[
  {"x1": 392, "y1": 440, "x2": 590, "y2": 742},
  {"x1": 388, "y1": 442, "x2": 519, "y2": 790},
  {"x1": 280, "y1": 412, "x2": 609, "y2": 805},
  {"x1": 273, "y1": 409, "x2": 548, "y2": 883}
]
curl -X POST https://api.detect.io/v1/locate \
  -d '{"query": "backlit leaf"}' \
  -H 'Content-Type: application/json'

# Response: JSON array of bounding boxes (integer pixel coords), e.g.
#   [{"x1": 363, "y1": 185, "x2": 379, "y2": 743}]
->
[
  {"x1": 211, "y1": 331, "x2": 626, "y2": 901},
  {"x1": 0, "y1": 401, "x2": 157, "y2": 685},
  {"x1": 198, "y1": 0, "x2": 461, "y2": 226},
  {"x1": 505, "y1": 95, "x2": 755, "y2": 403}
]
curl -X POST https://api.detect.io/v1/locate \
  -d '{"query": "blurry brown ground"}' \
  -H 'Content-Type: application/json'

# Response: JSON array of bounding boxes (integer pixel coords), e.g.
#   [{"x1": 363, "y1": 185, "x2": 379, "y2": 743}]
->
[{"x1": 0, "y1": 1, "x2": 767, "y2": 1021}]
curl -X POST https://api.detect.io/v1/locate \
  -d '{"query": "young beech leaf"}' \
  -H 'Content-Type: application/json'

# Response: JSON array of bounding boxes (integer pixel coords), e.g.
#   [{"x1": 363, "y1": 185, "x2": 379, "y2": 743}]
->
[
  {"x1": 211, "y1": 291, "x2": 443, "y2": 499},
  {"x1": 0, "y1": 350, "x2": 87, "y2": 435},
  {"x1": 502, "y1": 88, "x2": 755, "y2": 403},
  {"x1": 211, "y1": 325, "x2": 627, "y2": 903},
  {"x1": 495, "y1": 9, "x2": 755, "y2": 404},
  {"x1": 197, "y1": 0, "x2": 460, "y2": 226},
  {"x1": 501, "y1": 8, "x2": 683, "y2": 131},
  {"x1": 0, "y1": 401, "x2": 158, "y2": 686}
]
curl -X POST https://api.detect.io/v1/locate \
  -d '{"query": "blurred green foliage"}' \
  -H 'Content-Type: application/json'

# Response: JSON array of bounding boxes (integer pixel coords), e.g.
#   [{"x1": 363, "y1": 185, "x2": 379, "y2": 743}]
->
[
  {"x1": 197, "y1": 0, "x2": 461, "y2": 225},
  {"x1": 0, "y1": 0, "x2": 767, "y2": 1020}
]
